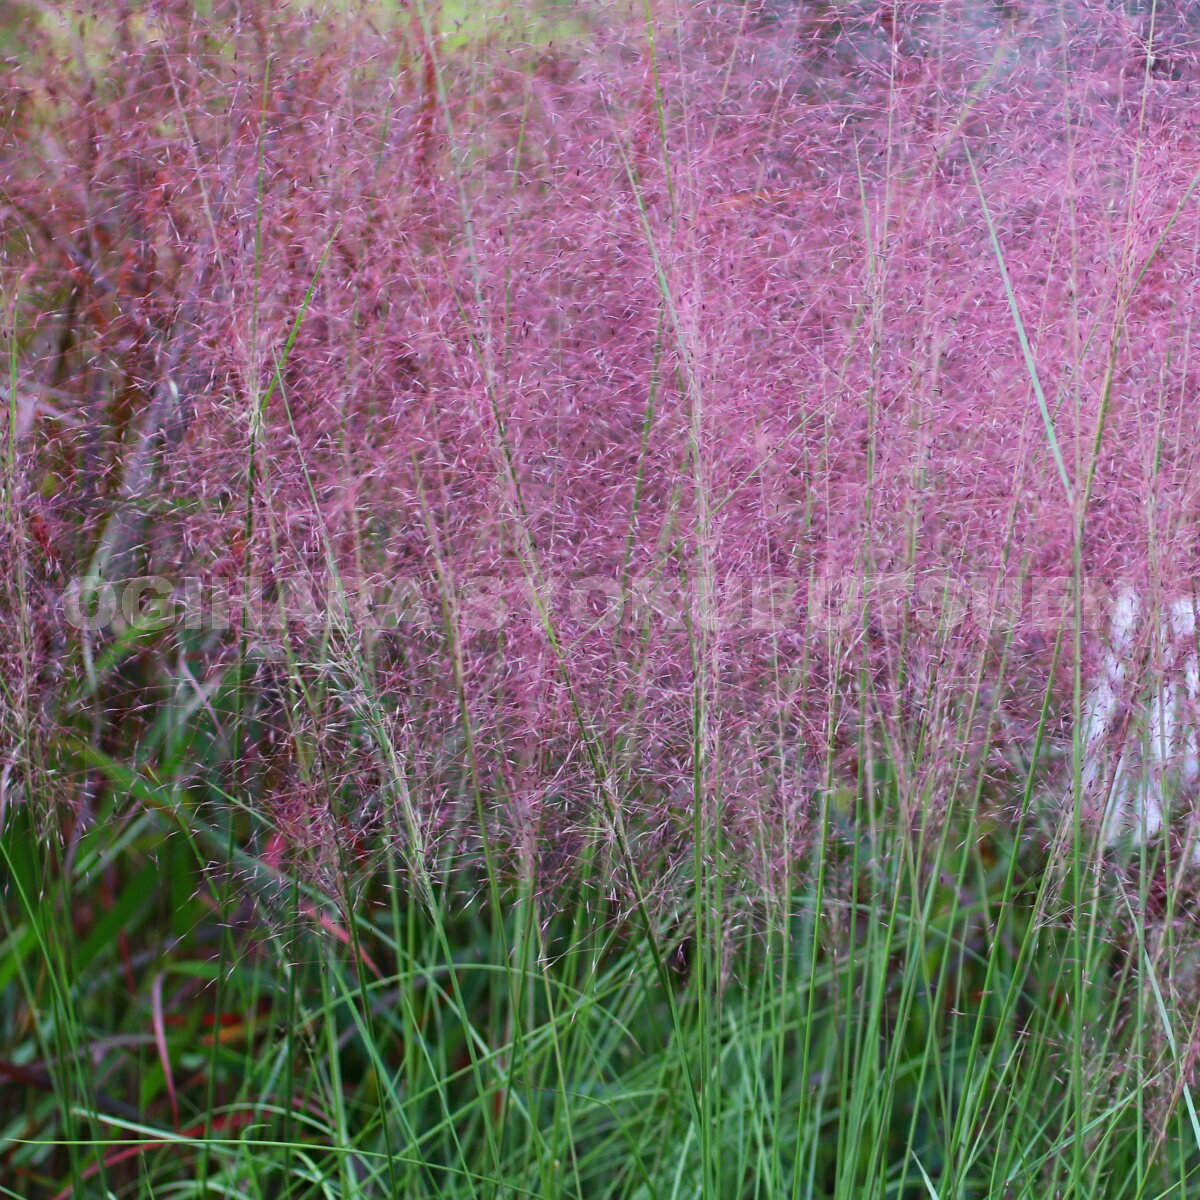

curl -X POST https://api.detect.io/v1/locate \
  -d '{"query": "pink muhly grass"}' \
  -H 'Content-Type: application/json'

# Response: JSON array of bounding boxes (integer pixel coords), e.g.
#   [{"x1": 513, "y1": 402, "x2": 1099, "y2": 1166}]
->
[{"x1": 5, "y1": 0, "x2": 1200, "y2": 904}]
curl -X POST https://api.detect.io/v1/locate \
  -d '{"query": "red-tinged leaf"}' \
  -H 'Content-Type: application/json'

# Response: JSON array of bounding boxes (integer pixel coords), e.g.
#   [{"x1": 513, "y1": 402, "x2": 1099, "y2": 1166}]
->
[{"x1": 151, "y1": 972, "x2": 180, "y2": 1131}]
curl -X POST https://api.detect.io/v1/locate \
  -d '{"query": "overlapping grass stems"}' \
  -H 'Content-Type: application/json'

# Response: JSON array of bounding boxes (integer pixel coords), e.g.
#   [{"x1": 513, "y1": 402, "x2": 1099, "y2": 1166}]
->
[{"x1": 4, "y1": 0, "x2": 1200, "y2": 1196}]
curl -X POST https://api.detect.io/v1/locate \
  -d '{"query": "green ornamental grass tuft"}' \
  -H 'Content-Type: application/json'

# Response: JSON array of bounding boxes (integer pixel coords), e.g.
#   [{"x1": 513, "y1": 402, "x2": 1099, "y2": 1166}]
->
[{"x1": 4, "y1": 1, "x2": 1200, "y2": 1196}]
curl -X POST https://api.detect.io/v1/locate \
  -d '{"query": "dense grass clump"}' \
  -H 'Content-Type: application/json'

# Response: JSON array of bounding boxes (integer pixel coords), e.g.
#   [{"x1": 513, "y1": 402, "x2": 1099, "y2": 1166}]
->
[{"x1": 4, "y1": 1, "x2": 1200, "y2": 1196}]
